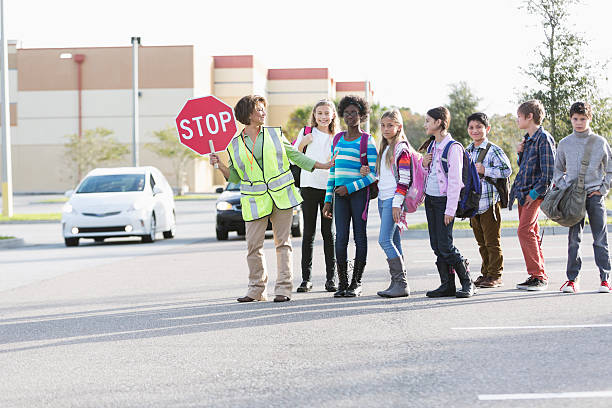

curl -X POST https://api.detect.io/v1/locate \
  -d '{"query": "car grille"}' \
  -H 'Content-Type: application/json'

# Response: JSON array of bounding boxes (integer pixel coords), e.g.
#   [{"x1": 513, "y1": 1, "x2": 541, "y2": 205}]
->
[
  {"x1": 82, "y1": 211, "x2": 122, "y2": 217},
  {"x1": 78, "y1": 226, "x2": 127, "y2": 233}
]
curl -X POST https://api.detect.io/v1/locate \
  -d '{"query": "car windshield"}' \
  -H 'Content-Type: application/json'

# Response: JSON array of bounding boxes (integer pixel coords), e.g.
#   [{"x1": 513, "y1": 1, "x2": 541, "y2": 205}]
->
[
  {"x1": 226, "y1": 183, "x2": 240, "y2": 191},
  {"x1": 77, "y1": 174, "x2": 146, "y2": 193}
]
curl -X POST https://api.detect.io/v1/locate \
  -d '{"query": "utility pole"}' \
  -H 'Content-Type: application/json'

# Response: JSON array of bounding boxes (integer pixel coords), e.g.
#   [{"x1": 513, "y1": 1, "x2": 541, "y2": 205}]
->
[
  {"x1": 364, "y1": 80, "x2": 370, "y2": 134},
  {"x1": 0, "y1": 0, "x2": 13, "y2": 217},
  {"x1": 131, "y1": 36, "x2": 140, "y2": 167}
]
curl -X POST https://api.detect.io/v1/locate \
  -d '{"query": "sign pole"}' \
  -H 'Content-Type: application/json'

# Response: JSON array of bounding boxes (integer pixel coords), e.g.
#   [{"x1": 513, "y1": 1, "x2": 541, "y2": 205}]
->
[{"x1": 0, "y1": 0, "x2": 13, "y2": 217}]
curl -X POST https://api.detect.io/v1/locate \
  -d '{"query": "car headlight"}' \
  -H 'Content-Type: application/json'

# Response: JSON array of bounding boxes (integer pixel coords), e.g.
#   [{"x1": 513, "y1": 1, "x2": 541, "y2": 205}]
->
[
  {"x1": 216, "y1": 201, "x2": 233, "y2": 211},
  {"x1": 62, "y1": 203, "x2": 74, "y2": 214}
]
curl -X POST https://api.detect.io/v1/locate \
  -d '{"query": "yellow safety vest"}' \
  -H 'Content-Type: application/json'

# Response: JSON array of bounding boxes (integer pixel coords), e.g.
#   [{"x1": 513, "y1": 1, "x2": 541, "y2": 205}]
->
[{"x1": 227, "y1": 127, "x2": 303, "y2": 221}]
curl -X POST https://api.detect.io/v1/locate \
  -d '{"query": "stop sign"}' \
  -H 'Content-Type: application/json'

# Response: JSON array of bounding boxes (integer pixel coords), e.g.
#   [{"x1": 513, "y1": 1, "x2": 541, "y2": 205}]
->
[{"x1": 175, "y1": 95, "x2": 238, "y2": 155}]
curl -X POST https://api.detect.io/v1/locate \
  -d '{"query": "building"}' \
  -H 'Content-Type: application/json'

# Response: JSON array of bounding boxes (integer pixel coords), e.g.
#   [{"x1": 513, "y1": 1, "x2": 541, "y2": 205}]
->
[{"x1": 0, "y1": 43, "x2": 374, "y2": 193}]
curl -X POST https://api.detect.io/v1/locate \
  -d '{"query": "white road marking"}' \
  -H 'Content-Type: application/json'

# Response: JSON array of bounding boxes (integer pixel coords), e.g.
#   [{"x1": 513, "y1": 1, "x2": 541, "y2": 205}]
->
[
  {"x1": 478, "y1": 391, "x2": 612, "y2": 401},
  {"x1": 453, "y1": 323, "x2": 612, "y2": 330}
]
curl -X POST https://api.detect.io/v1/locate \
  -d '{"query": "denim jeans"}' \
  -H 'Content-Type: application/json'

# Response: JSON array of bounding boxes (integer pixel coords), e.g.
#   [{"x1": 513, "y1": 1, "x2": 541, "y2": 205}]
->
[
  {"x1": 300, "y1": 187, "x2": 335, "y2": 281},
  {"x1": 424, "y1": 194, "x2": 463, "y2": 266},
  {"x1": 378, "y1": 198, "x2": 402, "y2": 259},
  {"x1": 567, "y1": 194, "x2": 611, "y2": 281},
  {"x1": 334, "y1": 188, "x2": 368, "y2": 265}
]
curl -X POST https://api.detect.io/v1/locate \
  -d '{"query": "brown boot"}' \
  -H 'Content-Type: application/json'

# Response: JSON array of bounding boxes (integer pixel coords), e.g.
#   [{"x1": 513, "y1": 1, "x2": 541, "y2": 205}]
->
[
  {"x1": 474, "y1": 275, "x2": 488, "y2": 287},
  {"x1": 480, "y1": 276, "x2": 503, "y2": 288}
]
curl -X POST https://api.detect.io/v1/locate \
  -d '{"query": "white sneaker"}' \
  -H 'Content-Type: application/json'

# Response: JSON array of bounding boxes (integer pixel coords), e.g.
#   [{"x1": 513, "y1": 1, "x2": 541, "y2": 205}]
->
[
  {"x1": 598, "y1": 281, "x2": 611, "y2": 293},
  {"x1": 560, "y1": 280, "x2": 578, "y2": 293}
]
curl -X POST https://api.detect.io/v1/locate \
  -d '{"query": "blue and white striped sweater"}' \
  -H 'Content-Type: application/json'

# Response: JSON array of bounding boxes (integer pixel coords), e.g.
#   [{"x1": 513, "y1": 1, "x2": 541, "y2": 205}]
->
[{"x1": 325, "y1": 134, "x2": 378, "y2": 203}]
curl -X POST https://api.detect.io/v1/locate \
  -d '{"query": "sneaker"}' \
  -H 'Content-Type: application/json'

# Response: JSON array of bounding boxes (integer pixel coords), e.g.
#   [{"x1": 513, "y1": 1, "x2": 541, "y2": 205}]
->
[
  {"x1": 526, "y1": 278, "x2": 548, "y2": 291},
  {"x1": 480, "y1": 276, "x2": 503, "y2": 288},
  {"x1": 516, "y1": 276, "x2": 537, "y2": 290},
  {"x1": 296, "y1": 281, "x2": 313, "y2": 293},
  {"x1": 599, "y1": 281, "x2": 611, "y2": 293},
  {"x1": 560, "y1": 280, "x2": 578, "y2": 293}
]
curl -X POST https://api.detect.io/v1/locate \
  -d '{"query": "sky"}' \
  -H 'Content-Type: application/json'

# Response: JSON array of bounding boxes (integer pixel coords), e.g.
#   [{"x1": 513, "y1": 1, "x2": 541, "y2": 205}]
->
[{"x1": 5, "y1": 0, "x2": 612, "y2": 115}]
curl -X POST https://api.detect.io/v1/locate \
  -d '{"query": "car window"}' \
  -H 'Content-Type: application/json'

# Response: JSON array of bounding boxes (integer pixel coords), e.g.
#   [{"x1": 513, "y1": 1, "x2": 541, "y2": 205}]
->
[
  {"x1": 150, "y1": 174, "x2": 156, "y2": 190},
  {"x1": 77, "y1": 174, "x2": 146, "y2": 193},
  {"x1": 226, "y1": 182, "x2": 240, "y2": 191}
]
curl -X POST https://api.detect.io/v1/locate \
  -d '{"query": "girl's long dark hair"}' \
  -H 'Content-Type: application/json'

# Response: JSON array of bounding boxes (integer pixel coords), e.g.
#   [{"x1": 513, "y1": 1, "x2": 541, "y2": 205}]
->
[{"x1": 418, "y1": 135, "x2": 435, "y2": 152}]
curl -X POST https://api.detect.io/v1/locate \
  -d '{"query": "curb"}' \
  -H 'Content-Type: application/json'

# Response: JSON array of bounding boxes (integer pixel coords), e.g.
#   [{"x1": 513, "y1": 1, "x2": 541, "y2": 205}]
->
[
  {"x1": 402, "y1": 224, "x2": 611, "y2": 240},
  {"x1": 0, "y1": 238, "x2": 25, "y2": 249}
]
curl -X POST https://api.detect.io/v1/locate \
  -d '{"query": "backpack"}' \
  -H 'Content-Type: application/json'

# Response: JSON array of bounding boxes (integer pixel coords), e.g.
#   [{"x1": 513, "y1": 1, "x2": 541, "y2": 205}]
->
[
  {"x1": 332, "y1": 131, "x2": 378, "y2": 200},
  {"x1": 393, "y1": 141, "x2": 425, "y2": 213},
  {"x1": 429, "y1": 139, "x2": 481, "y2": 219},
  {"x1": 290, "y1": 126, "x2": 312, "y2": 188},
  {"x1": 476, "y1": 143, "x2": 510, "y2": 209}
]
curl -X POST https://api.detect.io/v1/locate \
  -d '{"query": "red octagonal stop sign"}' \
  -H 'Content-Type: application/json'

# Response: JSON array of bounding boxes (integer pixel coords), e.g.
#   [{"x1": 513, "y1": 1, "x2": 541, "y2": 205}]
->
[{"x1": 175, "y1": 95, "x2": 238, "y2": 155}]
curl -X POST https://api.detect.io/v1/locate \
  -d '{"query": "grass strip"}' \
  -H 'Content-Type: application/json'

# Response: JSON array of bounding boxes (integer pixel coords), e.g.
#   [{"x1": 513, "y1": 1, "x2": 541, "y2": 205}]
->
[
  {"x1": 0, "y1": 213, "x2": 62, "y2": 222},
  {"x1": 0, "y1": 236, "x2": 15, "y2": 239}
]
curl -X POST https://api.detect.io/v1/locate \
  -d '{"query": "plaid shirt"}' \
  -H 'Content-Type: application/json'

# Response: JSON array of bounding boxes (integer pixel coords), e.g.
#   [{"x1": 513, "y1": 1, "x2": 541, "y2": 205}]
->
[
  {"x1": 509, "y1": 126, "x2": 556, "y2": 209},
  {"x1": 466, "y1": 139, "x2": 512, "y2": 215}
]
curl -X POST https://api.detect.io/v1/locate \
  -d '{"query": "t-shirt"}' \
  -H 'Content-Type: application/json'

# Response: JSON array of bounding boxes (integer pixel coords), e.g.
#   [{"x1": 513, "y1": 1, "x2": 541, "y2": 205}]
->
[
  {"x1": 425, "y1": 142, "x2": 442, "y2": 196},
  {"x1": 378, "y1": 146, "x2": 397, "y2": 200},
  {"x1": 293, "y1": 127, "x2": 333, "y2": 190}
]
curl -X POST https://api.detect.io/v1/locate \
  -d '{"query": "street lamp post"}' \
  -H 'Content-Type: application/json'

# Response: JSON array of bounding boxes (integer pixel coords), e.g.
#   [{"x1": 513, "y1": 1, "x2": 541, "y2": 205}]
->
[
  {"x1": 0, "y1": 0, "x2": 13, "y2": 217},
  {"x1": 131, "y1": 37, "x2": 140, "y2": 167}
]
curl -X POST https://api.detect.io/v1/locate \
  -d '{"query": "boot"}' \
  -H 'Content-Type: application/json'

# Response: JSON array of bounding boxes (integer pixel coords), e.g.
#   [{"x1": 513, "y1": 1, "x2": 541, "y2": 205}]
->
[
  {"x1": 378, "y1": 257, "x2": 410, "y2": 298},
  {"x1": 345, "y1": 260, "x2": 365, "y2": 297},
  {"x1": 454, "y1": 258, "x2": 476, "y2": 298},
  {"x1": 377, "y1": 258, "x2": 395, "y2": 297},
  {"x1": 426, "y1": 261, "x2": 456, "y2": 298},
  {"x1": 334, "y1": 262, "x2": 349, "y2": 298}
]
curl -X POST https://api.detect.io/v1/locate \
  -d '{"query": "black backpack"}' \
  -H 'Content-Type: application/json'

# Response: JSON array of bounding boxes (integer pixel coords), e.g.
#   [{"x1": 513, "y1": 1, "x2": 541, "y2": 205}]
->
[{"x1": 290, "y1": 126, "x2": 312, "y2": 188}]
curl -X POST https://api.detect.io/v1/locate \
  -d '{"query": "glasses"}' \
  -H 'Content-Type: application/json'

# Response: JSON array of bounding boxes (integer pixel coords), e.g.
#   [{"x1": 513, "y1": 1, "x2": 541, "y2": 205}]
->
[{"x1": 344, "y1": 111, "x2": 359, "y2": 117}]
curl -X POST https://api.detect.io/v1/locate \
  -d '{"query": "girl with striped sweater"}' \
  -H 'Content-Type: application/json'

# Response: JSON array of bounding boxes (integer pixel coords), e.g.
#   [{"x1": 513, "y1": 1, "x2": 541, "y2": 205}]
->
[
  {"x1": 322, "y1": 95, "x2": 377, "y2": 297},
  {"x1": 362, "y1": 109, "x2": 413, "y2": 297}
]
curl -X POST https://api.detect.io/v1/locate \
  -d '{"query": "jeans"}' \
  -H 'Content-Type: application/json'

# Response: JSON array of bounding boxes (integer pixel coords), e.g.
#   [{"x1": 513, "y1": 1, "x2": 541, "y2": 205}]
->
[
  {"x1": 567, "y1": 194, "x2": 611, "y2": 282},
  {"x1": 378, "y1": 198, "x2": 403, "y2": 259},
  {"x1": 424, "y1": 195, "x2": 463, "y2": 266},
  {"x1": 334, "y1": 188, "x2": 368, "y2": 265},
  {"x1": 300, "y1": 187, "x2": 335, "y2": 282}
]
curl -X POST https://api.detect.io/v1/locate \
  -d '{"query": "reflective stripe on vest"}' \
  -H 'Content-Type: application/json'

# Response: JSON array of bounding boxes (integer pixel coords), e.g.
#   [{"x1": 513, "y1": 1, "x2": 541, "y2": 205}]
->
[{"x1": 267, "y1": 171, "x2": 294, "y2": 191}]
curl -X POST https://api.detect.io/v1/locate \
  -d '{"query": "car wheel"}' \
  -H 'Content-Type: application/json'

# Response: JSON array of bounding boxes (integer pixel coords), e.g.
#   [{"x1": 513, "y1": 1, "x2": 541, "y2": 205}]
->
[
  {"x1": 291, "y1": 214, "x2": 303, "y2": 237},
  {"x1": 142, "y1": 214, "x2": 156, "y2": 243},
  {"x1": 216, "y1": 228, "x2": 228, "y2": 240},
  {"x1": 163, "y1": 212, "x2": 176, "y2": 239},
  {"x1": 94, "y1": 237, "x2": 105, "y2": 243},
  {"x1": 65, "y1": 237, "x2": 79, "y2": 247}
]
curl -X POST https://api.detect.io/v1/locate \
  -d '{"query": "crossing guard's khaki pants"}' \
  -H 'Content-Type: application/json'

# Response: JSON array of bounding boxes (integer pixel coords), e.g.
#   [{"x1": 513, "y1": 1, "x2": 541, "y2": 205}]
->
[{"x1": 245, "y1": 206, "x2": 293, "y2": 300}]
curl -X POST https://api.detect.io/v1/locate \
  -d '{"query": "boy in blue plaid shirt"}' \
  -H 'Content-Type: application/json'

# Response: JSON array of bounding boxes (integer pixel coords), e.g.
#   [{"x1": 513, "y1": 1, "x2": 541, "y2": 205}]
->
[{"x1": 466, "y1": 113, "x2": 512, "y2": 288}]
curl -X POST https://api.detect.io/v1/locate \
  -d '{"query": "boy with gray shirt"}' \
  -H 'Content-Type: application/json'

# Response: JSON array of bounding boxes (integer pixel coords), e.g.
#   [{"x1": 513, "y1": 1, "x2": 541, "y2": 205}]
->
[{"x1": 553, "y1": 102, "x2": 612, "y2": 293}]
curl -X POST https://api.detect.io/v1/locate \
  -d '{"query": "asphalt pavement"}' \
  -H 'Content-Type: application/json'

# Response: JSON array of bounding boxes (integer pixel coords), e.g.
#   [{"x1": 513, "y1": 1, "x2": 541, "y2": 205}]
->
[{"x1": 1, "y1": 196, "x2": 611, "y2": 407}]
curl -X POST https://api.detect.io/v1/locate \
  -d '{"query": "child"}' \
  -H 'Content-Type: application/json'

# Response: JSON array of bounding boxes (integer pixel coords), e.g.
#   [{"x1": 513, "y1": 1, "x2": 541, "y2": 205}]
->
[
  {"x1": 554, "y1": 102, "x2": 612, "y2": 293},
  {"x1": 509, "y1": 99, "x2": 556, "y2": 291},
  {"x1": 322, "y1": 95, "x2": 377, "y2": 297},
  {"x1": 294, "y1": 99, "x2": 339, "y2": 293},
  {"x1": 465, "y1": 113, "x2": 512, "y2": 288},
  {"x1": 362, "y1": 109, "x2": 412, "y2": 297},
  {"x1": 420, "y1": 107, "x2": 475, "y2": 298}
]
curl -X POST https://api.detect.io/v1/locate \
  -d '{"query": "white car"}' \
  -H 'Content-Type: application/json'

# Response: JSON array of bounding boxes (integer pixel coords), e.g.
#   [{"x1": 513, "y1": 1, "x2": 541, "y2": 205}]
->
[{"x1": 61, "y1": 167, "x2": 176, "y2": 247}]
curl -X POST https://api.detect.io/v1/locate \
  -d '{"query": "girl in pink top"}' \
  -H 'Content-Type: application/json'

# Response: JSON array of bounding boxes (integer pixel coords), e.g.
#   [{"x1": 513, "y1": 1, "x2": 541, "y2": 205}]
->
[{"x1": 419, "y1": 107, "x2": 476, "y2": 298}]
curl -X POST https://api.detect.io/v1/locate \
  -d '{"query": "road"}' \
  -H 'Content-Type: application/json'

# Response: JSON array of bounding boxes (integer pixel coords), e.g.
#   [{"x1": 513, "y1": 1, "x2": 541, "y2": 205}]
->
[{"x1": 1, "y1": 196, "x2": 611, "y2": 407}]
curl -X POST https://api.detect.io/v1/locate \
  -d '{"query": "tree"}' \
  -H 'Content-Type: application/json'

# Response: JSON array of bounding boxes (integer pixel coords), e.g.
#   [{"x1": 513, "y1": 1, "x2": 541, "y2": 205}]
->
[
  {"x1": 488, "y1": 114, "x2": 523, "y2": 184},
  {"x1": 399, "y1": 108, "x2": 427, "y2": 149},
  {"x1": 65, "y1": 127, "x2": 129, "y2": 184},
  {"x1": 446, "y1": 82, "x2": 481, "y2": 146},
  {"x1": 521, "y1": 0, "x2": 611, "y2": 141},
  {"x1": 146, "y1": 126, "x2": 201, "y2": 194},
  {"x1": 284, "y1": 105, "x2": 313, "y2": 142}
]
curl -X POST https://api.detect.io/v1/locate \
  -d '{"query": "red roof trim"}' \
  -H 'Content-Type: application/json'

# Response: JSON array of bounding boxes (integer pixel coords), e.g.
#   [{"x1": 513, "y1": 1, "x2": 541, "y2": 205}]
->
[
  {"x1": 267, "y1": 68, "x2": 329, "y2": 80},
  {"x1": 213, "y1": 55, "x2": 253, "y2": 69},
  {"x1": 336, "y1": 81, "x2": 367, "y2": 92}
]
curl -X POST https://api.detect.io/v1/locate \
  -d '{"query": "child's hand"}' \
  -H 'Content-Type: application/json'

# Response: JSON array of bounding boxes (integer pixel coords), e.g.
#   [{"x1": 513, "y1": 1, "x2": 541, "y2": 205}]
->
[
  {"x1": 422, "y1": 153, "x2": 433, "y2": 167},
  {"x1": 302, "y1": 133, "x2": 313, "y2": 146},
  {"x1": 475, "y1": 163, "x2": 485, "y2": 175},
  {"x1": 359, "y1": 165, "x2": 370, "y2": 176},
  {"x1": 517, "y1": 141, "x2": 525, "y2": 153}
]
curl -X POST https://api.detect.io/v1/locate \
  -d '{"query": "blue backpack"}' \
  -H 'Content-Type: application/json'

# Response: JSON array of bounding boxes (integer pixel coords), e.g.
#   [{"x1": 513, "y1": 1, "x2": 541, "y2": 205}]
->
[{"x1": 428, "y1": 140, "x2": 482, "y2": 219}]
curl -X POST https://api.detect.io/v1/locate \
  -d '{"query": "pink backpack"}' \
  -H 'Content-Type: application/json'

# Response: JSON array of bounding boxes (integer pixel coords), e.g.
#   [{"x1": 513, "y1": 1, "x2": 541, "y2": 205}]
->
[{"x1": 393, "y1": 141, "x2": 425, "y2": 213}]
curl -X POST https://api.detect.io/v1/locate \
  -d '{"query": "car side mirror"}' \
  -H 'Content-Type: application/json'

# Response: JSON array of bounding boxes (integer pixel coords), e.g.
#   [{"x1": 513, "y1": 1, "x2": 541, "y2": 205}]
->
[
  {"x1": 64, "y1": 189, "x2": 74, "y2": 197},
  {"x1": 215, "y1": 187, "x2": 224, "y2": 194},
  {"x1": 152, "y1": 185, "x2": 163, "y2": 195}
]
